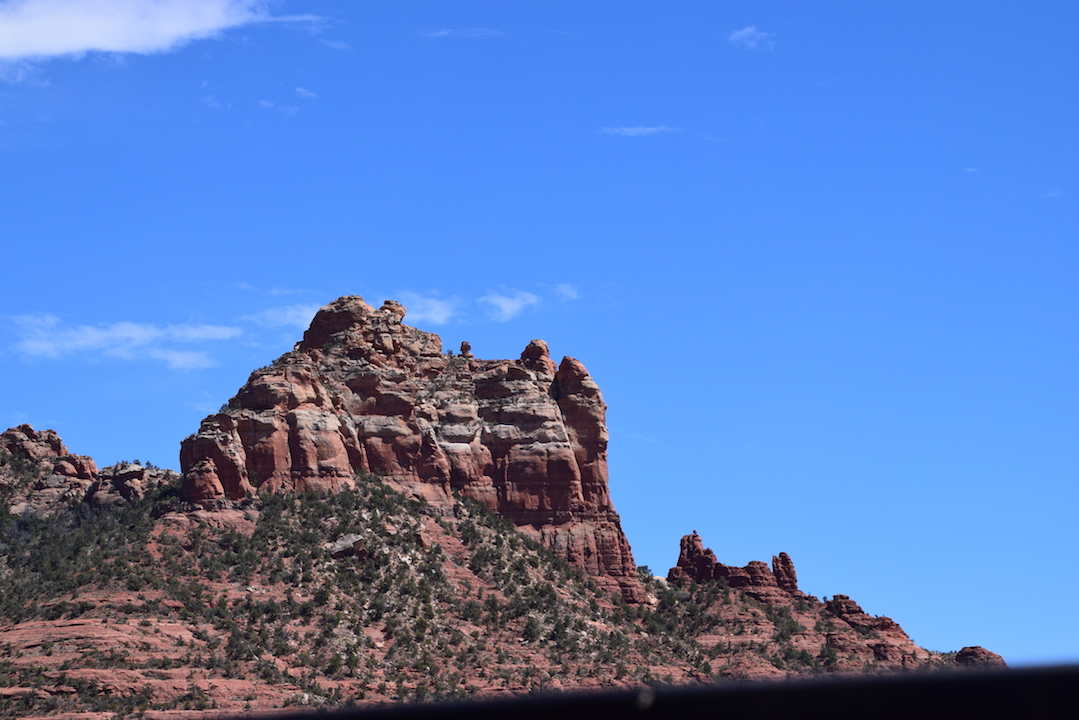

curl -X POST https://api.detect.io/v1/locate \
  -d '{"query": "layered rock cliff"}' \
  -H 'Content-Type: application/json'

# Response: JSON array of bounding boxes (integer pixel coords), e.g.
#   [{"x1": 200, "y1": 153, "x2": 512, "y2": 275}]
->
[{"x1": 179, "y1": 296, "x2": 642, "y2": 600}]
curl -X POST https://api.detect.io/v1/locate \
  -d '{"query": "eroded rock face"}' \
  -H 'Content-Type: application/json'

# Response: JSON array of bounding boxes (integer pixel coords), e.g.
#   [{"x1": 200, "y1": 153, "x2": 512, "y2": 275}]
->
[
  {"x1": 668, "y1": 531, "x2": 801, "y2": 605},
  {"x1": 666, "y1": 532, "x2": 1006, "y2": 674},
  {"x1": 0, "y1": 424, "x2": 177, "y2": 516},
  {"x1": 1, "y1": 424, "x2": 99, "y2": 515},
  {"x1": 955, "y1": 646, "x2": 1008, "y2": 669},
  {"x1": 179, "y1": 296, "x2": 643, "y2": 600}
]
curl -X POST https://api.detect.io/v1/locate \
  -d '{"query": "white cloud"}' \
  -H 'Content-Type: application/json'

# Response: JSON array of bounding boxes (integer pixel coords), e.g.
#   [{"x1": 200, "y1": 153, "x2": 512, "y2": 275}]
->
[
  {"x1": 160, "y1": 324, "x2": 241, "y2": 342},
  {"x1": 295, "y1": 86, "x2": 316, "y2": 98},
  {"x1": 259, "y1": 100, "x2": 297, "y2": 115},
  {"x1": 728, "y1": 26, "x2": 775, "y2": 50},
  {"x1": 147, "y1": 348, "x2": 216, "y2": 370},
  {"x1": 0, "y1": 0, "x2": 288, "y2": 61},
  {"x1": 201, "y1": 94, "x2": 225, "y2": 109},
  {"x1": 12, "y1": 314, "x2": 241, "y2": 369},
  {"x1": 553, "y1": 283, "x2": 579, "y2": 300},
  {"x1": 396, "y1": 292, "x2": 461, "y2": 325},
  {"x1": 479, "y1": 290, "x2": 540, "y2": 322},
  {"x1": 421, "y1": 28, "x2": 505, "y2": 39},
  {"x1": 1041, "y1": 187, "x2": 1064, "y2": 198},
  {"x1": 319, "y1": 39, "x2": 350, "y2": 51},
  {"x1": 241, "y1": 304, "x2": 321, "y2": 329},
  {"x1": 601, "y1": 125, "x2": 680, "y2": 137}
]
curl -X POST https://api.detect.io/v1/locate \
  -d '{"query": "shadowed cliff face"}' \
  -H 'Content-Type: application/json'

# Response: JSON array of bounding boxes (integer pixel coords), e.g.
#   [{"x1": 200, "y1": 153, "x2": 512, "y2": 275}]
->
[{"x1": 179, "y1": 295, "x2": 643, "y2": 601}]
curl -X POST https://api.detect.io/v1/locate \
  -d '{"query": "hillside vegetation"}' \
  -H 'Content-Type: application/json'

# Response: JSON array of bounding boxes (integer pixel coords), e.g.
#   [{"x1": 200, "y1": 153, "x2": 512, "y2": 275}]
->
[{"x1": 0, "y1": 473, "x2": 956, "y2": 717}]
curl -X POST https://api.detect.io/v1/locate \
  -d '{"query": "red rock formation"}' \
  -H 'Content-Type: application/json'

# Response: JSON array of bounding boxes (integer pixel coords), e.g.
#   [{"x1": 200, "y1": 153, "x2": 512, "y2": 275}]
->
[
  {"x1": 824, "y1": 594, "x2": 910, "y2": 643},
  {"x1": 955, "y1": 646, "x2": 1008, "y2": 669},
  {"x1": 667, "y1": 531, "x2": 719, "y2": 583},
  {"x1": 772, "y1": 552, "x2": 799, "y2": 593},
  {"x1": 1, "y1": 424, "x2": 178, "y2": 516},
  {"x1": 179, "y1": 296, "x2": 643, "y2": 601},
  {"x1": 1, "y1": 424, "x2": 98, "y2": 515},
  {"x1": 666, "y1": 532, "x2": 1005, "y2": 675},
  {"x1": 668, "y1": 531, "x2": 798, "y2": 605}
]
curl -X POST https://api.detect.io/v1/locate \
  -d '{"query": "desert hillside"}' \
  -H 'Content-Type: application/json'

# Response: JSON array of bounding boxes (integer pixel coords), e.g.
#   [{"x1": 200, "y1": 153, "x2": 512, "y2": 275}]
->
[{"x1": 0, "y1": 297, "x2": 1003, "y2": 717}]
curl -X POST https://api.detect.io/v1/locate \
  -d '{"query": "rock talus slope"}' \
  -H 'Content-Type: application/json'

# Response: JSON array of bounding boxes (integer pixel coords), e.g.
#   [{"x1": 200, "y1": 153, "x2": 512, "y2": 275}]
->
[{"x1": 179, "y1": 296, "x2": 642, "y2": 600}]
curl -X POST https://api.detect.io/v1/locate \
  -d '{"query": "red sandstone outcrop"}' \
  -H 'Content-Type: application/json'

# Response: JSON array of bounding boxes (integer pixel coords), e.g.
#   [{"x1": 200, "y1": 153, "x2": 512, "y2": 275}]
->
[
  {"x1": 1, "y1": 424, "x2": 177, "y2": 516},
  {"x1": 87, "y1": 461, "x2": 177, "y2": 507},
  {"x1": 1, "y1": 424, "x2": 98, "y2": 515},
  {"x1": 772, "y1": 552, "x2": 798, "y2": 593},
  {"x1": 179, "y1": 296, "x2": 642, "y2": 601},
  {"x1": 666, "y1": 532, "x2": 1003, "y2": 675},
  {"x1": 955, "y1": 645, "x2": 1008, "y2": 669},
  {"x1": 668, "y1": 531, "x2": 800, "y2": 605}
]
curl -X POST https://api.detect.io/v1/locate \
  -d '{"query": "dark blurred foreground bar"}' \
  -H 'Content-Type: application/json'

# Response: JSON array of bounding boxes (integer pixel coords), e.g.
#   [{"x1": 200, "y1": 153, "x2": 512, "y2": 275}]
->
[{"x1": 271, "y1": 666, "x2": 1078, "y2": 720}]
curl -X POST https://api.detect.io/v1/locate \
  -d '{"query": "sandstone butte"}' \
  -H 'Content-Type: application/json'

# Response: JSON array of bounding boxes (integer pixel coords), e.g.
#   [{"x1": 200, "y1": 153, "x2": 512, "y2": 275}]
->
[
  {"x1": 177, "y1": 292, "x2": 1001, "y2": 673},
  {"x1": 0, "y1": 295, "x2": 1008, "y2": 716},
  {"x1": 178, "y1": 295, "x2": 644, "y2": 602}
]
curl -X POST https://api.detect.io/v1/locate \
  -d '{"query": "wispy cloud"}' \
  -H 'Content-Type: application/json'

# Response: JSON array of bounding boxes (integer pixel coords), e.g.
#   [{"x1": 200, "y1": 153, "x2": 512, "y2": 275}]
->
[
  {"x1": 146, "y1": 349, "x2": 217, "y2": 370},
  {"x1": 295, "y1": 86, "x2": 317, "y2": 98},
  {"x1": 421, "y1": 28, "x2": 506, "y2": 39},
  {"x1": 0, "y1": 0, "x2": 309, "y2": 62},
  {"x1": 728, "y1": 26, "x2": 775, "y2": 50},
  {"x1": 0, "y1": 59, "x2": 47, "y2": 85},
  {"x1": 553, "y1": 284, "x2": 579, "y2": 300},
  {"x1": 1040, "y1": 187, "x2": 1064, "y2": 198},
  {"x1": 395, "y1": 293, "x2": 461, "y2": 325},
  {"x1": 259, "y1": 100, "x2": 298, "y2": 115},
  {"x1": 12, "y1": 314, "x2": 241, "y2": 369},
  {"x1": 479, "y1": 290, "x2": 540, "y2": 322},
  {"x1": 320, "y1": 39, "x2": 350, "y2": 51},
  {"x1": 241, "y1": 304, "x2": 322, "y2": 329},
  {"x1": 601, "y1": 125, "x2": 680, "y2": 137}
]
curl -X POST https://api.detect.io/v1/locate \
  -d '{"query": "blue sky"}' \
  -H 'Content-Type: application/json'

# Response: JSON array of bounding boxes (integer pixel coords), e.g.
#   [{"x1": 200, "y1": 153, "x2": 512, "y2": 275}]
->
[{"x1": 1, "y1": 1, "x2": 1076, "y2": 667}]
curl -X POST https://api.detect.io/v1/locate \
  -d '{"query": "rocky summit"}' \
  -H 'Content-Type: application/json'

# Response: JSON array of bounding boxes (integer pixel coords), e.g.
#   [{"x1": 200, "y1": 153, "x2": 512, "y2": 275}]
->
[
  {"x1": 179, "y1": 296, "x2": 641, "y2": 602},
  {"x1": 0, "y1": 424, "x2": 177, "y2": 517},
  {"x1": 0, "y1": 296, "x2": 1005, "y2": 718}
]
